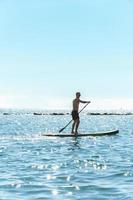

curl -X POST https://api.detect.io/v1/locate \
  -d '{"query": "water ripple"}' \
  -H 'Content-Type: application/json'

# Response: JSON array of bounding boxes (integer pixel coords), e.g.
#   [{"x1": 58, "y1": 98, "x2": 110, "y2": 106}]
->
[{"x1": 0, "y1": 112, "x2": 133, "y2": 199}]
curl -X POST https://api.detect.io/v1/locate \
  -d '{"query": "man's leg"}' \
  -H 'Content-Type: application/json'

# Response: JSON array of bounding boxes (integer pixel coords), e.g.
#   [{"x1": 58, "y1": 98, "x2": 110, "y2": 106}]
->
[
  {"x1": 75, "y1": 119, "x2": 80, "y2": 134},
  {"x1": 71, "y1": 120, "x2": 76, "y2": 134}
]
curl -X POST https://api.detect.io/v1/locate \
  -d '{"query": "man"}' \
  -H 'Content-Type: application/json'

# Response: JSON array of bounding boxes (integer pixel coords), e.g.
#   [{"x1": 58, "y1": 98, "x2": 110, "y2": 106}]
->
[{"x1": 71, "y1": 92, "x2": 91, "y2": 134}]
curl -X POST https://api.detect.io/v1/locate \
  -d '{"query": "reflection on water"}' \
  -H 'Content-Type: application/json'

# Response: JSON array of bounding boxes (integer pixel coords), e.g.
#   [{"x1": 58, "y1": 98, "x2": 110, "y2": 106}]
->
[
  {"x1": 68, "y1": 138, "x2": 81, "y2": 150},
  {"x1": 0, "y1": 110, "x2": 133, "y2": 199}
]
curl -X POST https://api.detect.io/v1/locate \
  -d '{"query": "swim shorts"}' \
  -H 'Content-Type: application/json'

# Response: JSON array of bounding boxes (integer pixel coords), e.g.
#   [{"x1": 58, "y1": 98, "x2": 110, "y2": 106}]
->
[{"x1": 71, "y1": 110, "x2": 79, "y2": 120}]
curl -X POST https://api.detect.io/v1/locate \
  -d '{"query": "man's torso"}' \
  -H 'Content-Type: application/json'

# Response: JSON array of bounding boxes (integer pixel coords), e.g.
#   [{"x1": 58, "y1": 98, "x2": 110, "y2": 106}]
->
[{"x1": 72, "y1": 98, "x2": 80, "y2": 111}]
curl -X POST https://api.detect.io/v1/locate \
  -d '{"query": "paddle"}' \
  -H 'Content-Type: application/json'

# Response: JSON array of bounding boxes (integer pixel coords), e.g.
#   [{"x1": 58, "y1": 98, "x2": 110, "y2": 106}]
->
[{"x1": 59, "y1": 102, "x2": 90, "y2": 133}]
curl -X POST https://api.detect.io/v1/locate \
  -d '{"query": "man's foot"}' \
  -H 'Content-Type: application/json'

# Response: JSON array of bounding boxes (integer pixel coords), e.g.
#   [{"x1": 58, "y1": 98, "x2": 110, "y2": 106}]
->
[{"x1": 71, "y1": 131, "x2": 75, "y2": 134}]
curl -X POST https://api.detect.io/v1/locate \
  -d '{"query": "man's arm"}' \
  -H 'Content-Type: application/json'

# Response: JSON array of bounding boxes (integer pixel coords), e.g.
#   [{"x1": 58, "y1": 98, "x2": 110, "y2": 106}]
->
[{"x1": 80, "y1": 100, "x2": 91, "y2": 104}]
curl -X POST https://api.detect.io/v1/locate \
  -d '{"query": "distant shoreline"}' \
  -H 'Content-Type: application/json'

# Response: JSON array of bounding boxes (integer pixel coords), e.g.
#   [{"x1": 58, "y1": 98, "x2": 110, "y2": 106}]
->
[{"x1": 1, "y1": 111, "x2": 133, "y2": 116}]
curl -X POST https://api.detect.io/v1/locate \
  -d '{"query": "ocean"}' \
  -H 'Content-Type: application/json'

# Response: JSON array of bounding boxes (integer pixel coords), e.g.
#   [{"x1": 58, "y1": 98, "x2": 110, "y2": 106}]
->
[{"x1": 0, "y1": 109, "x2": 133, "y2": 200}]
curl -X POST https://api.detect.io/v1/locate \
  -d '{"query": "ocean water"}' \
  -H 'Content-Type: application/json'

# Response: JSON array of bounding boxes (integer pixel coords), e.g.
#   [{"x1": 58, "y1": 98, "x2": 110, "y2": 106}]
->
[{"x1": 0, "y1": 109, "x2": 133, "y2": 200}]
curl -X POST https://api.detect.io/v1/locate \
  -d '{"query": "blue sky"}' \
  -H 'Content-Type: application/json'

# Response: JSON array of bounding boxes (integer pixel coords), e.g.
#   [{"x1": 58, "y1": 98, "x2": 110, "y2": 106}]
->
[{"x1": 0, "y1": 0, "x2": 133, "y2": 109}]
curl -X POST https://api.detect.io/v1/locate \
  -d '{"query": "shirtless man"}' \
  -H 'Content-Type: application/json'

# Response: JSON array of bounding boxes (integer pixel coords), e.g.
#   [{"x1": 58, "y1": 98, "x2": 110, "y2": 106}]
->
[{"x1": 71, "y1": 92, "x2": 91, "y2": 134}]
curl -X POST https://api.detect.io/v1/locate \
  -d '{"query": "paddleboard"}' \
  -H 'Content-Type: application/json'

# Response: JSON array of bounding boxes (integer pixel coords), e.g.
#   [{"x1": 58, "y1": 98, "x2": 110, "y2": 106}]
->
[{"x1": 43, "y1": 130, "x2": 119, "y2": 137}]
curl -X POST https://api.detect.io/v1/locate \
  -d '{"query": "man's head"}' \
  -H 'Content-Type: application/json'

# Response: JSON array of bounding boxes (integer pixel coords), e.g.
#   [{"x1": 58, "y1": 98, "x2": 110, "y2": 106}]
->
[{"x1": 76, "y1": 92, "x2": 81, "y2": 98}]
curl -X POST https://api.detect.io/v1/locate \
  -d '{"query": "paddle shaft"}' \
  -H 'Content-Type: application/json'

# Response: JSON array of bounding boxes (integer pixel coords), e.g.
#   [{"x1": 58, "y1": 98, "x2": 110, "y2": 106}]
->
[{"x1": 59, "y1": 102, "x2": 89, "y2": 133}]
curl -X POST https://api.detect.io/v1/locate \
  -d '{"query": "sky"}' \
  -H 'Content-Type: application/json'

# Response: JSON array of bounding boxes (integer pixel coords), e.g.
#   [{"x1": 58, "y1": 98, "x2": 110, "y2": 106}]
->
[{"x1": 0, "y1": 0, "x2": 133, "y2": 110}]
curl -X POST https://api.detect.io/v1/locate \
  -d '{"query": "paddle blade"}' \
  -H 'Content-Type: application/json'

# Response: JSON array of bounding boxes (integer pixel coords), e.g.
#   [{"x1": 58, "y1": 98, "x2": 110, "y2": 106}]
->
[{"x1": 59, "y1": 127, "x2": 65, "y2": 133}]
